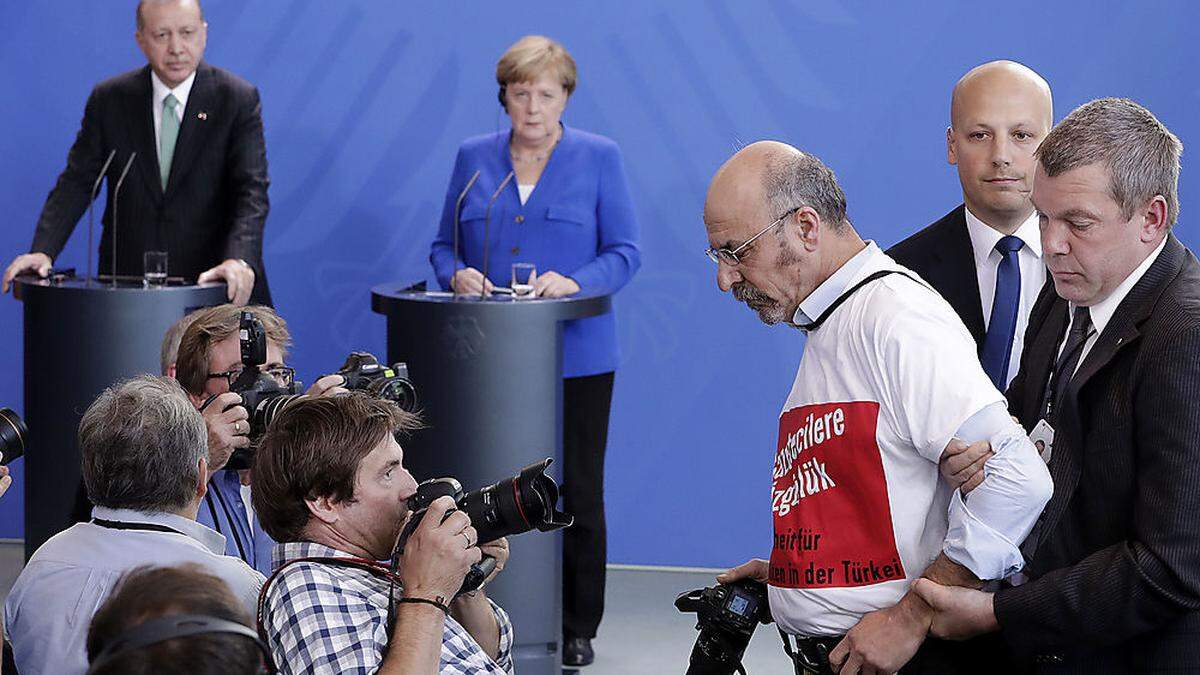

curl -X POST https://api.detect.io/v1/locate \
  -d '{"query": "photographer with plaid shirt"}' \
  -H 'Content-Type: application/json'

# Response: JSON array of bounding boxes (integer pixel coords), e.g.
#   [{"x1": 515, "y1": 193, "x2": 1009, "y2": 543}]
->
[{"x1": 251, "y1": 394, "x2": 515, "y2": 674}]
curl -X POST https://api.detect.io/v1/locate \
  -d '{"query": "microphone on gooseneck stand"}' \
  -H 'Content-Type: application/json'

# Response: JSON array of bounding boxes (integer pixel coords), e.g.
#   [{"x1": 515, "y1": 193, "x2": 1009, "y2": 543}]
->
[
  {"x1": 480, "y1": 170, "x2": 515, "y2": 300},
  {"x1": 110, "y1": 152, "x2": 137, "y2": 287},
  {"x1": 86, "y1": 150, "x2": 117, "y2": 286},
  {"x1": 452, "y1": 169, "x2": 481, "y2": 294}
]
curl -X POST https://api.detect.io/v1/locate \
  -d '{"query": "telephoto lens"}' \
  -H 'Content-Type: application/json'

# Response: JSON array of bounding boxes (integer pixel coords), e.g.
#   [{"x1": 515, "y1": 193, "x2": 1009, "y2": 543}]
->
[
  {"x1": 396, "y1": 459, "x2": 574, "y2": 597},
  {"x1": 0, "y1": 408, "x2": 28, "y2": 465},
  {"x1": 410, "y1": 458, "x2": 574, "y2": 545}
]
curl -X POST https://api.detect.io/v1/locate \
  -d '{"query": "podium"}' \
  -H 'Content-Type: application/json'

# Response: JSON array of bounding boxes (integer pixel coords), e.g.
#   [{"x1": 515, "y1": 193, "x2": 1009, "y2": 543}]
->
[
  {"x1": 371, "y1": 286, "x2": 611, "y2": 675},
  {"x1": 14, "y1": 277, "x2": 228, "y2": 558}
]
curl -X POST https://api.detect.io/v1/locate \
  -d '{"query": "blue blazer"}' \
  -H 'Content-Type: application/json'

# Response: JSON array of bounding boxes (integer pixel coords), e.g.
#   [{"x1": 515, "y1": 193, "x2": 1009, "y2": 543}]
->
[{"x1": 430, "y1": 125, "x2": 641, "y2": 377}]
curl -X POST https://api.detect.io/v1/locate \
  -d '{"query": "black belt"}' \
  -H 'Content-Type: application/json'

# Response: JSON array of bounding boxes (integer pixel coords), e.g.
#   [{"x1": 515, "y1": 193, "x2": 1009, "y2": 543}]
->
[
  {"x1": 780, "y1": 630, "x2": 843, "y2": 675},
  {"x1": 92, "y1": 518, "x2": 185, "y2": 536}
]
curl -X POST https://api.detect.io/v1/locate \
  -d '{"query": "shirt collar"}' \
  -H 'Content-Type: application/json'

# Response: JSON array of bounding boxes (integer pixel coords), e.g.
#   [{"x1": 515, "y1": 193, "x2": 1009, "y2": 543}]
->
[
  {"x1": 91, "y1": 505, "x2": 226, "y2": 555},
  {"x1": 150, "y1": 69, "x2": 196, "y2": 112},
  {"x1": 792, "y1": 241, "x2": 879, "y2": 327},
  {"x1": 1074, "y1": 235, "x2": 1169, "y2": 336},
  {"x1": 963, "y1": 206, "x2": 1043, "y2": 268},
  {"x1": 272, "y1": 540, "x2": 370, "y2": 571}
]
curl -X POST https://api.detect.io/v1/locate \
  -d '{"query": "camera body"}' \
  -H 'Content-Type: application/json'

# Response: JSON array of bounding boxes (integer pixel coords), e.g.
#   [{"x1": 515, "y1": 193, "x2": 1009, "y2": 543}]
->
[
  {"x1": 334, "y1": 352, "x2": 417, "y2": 412},
  {"x1": 675, "y1": 579, "x2": 773, "y2": 675},
  {"x1": 224, "y1": 311, "x2": 302, "y2": 470},
  {"x1": 397, "y1": 458, "x2": 573, "y2": 596},
  {"x1": 216, "y1": 314, "x2": 420, "y2": 471}
]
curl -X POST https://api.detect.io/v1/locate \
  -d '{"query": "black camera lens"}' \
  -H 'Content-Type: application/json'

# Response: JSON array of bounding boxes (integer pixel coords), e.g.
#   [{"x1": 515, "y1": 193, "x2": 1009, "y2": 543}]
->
[
  {"x1": 458, "y1": 458, "x2": 574, "y2": 544},
  {"x1": 370, "y1": 377, "x2": 417, "y2": 412},
  {"x1": 254, "y1": 393, "x2": 305, "y2": 433},
  {"x1": 406, "y1": 459, "x2": 573, "y2": 545},
  {"x1": 0, "y1": 408, "x2": 26, "y2": 465}
]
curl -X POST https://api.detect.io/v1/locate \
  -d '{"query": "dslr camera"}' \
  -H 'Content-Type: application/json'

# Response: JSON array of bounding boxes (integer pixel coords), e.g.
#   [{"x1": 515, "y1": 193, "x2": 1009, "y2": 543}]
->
[
  {"x1": 216, "y1": 313, "x2": 421, "y2": 470},
  {"x1": 0, "y1": 407, "x2": 27, "y2": 465},
  {"x1": 675, "y1": 578, "x2": 773, "y2": 675},
  {"x1": 334, "y1": 352, "x2": 417, "y2": 412},
  {"x1": 397, "y1": 458, "x2": 573, "y2": 596},
  {"x1": 222, "y1": 311, "x2": 304, "y2": 470}
]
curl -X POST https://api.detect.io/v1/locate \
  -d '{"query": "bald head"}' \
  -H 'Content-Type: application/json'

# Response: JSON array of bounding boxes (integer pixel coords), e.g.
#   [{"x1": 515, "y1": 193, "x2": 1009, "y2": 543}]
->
[
  {"x1": 707, "y1": 140, "x2": 849, "y2": 233},
  {"x1": 705, "y1": 141, "x2": 798, "y2": 225},
  {"x1": 947, "y1": 60, "x2": 1053, "y2": 233},
  {"x1": 951, "y1": 60, "x2": 1052, "y2": 131}
]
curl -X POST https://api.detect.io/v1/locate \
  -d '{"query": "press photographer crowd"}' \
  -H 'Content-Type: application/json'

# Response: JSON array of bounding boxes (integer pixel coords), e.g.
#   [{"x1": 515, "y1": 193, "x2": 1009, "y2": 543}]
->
[{"x1": 1, "y1": 304, "x2": 580, "y2": 675}]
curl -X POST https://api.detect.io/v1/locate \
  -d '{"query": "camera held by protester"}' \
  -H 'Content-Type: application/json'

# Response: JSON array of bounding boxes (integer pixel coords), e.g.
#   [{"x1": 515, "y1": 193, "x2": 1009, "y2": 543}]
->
[{"x1": 676, "y1": 578, "x2": 773, "y2": 675}]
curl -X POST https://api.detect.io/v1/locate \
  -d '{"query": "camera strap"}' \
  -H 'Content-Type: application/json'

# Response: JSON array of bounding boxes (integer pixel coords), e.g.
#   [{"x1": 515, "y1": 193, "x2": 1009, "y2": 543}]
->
[
  {"x1": 255, "y1": 555, "x2": 402, "y2": 646},
  {"x1": 794, "y1": 269, "x2": 922, "y2": 332},
  {"x1": 92, "y1": 518, "x2": 186, "y2": 537}
]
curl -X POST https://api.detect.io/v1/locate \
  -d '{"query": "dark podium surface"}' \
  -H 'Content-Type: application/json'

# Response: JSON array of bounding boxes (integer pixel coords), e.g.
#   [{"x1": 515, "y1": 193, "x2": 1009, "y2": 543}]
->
[
  {"x1": 371, "y1": 286, "x2": 610, "y2": 675},
  {"x1": 14, "y1": 277, "x2": 228, "y2": 558}
]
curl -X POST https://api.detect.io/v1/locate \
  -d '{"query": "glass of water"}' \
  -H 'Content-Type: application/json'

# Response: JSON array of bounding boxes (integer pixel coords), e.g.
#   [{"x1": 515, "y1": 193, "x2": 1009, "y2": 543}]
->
[
  {"x1": 511, "y1": 263, "x2": 537, "y2": 299},
  {"x1": 143, "y1": 250, "x2": 168, "y2": 286}
]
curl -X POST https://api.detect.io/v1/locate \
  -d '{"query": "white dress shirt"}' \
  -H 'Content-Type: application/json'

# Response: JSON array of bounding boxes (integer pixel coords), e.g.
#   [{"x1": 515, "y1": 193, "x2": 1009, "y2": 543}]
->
[
  {"x1": 964, "y1": 207, "x2": 1047, "y2": 385},
  {"x1": 1062, "y1": 235, "x2": 1170, "y2": 371},
  {"x1": 150, "y1": 70, "x2": 196, "y2": 158}
]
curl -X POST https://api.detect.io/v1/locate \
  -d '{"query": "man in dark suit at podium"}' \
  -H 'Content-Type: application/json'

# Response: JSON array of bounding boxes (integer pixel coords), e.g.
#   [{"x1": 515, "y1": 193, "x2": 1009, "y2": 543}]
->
[
  {"x1": 1, "y1": 0, "x2": 269, "y2": 305},
  {"x1": 889, "y1": 61, "x2": 1053, "y2": 389}
]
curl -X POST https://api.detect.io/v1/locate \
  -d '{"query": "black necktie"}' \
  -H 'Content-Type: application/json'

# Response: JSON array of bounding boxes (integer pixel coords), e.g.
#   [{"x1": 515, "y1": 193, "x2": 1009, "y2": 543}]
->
[
  {"x1": 1021, "y1": 306, "x2": 1094, "y2": 571},
  {"x1": 1043, "y1": 306, "x2": 1094, "y2": 423}
]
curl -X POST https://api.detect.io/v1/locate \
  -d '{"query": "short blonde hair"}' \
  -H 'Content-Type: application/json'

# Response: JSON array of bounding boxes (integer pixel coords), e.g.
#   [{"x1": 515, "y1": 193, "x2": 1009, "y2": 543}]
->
[{"x1": 496, "y1": 35, "x2": 577, "y2": 95}]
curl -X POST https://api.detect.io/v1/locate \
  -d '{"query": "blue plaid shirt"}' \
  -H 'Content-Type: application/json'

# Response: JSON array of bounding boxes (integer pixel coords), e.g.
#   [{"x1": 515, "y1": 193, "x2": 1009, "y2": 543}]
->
[{"x1": 262, "y1": 541, "x2": 514, "y2": 674}]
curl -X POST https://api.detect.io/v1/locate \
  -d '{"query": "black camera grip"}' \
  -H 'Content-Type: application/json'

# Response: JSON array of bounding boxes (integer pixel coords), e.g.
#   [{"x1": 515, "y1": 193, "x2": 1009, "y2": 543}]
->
[{"x1": 395, "y1": 507, "x2": 494, "y2": 598}]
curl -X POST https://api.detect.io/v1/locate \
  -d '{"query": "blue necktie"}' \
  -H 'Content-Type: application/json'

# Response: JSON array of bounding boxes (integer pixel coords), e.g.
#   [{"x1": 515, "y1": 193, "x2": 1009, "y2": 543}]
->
[{"x1": 981, "y1": 235, "x2": 1024, "y2": 388}]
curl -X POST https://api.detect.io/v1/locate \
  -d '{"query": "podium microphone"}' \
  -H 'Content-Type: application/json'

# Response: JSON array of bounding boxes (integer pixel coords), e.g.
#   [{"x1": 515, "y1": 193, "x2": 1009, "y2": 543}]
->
[
  {"x1": 480, "y1": 170, "x2": 515, "y2": 300},
  {"x1": 452, "y1": 169, "x2": 481, "y2": 289},
  {"x1": 86, "y1": 150, "x2": 117, "y2": 286},
  {"x1": 110, "y1": 152, "x2": 137, "y2": 287}
]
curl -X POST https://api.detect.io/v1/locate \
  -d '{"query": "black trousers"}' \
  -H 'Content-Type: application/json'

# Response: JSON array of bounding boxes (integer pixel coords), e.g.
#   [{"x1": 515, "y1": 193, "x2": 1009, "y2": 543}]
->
[{"x1": 562, "y1": 371, "x2": 614, "y2": 640}]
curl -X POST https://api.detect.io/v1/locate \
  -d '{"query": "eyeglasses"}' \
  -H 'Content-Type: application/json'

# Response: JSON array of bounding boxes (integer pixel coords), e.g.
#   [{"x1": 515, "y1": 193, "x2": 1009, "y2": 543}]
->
[
  {"x1": 206, "y1": 365, "x2": 295, "y2": 389},
  {"x1": 705, "y1": 207, "x2": 800, "y2": 266}
]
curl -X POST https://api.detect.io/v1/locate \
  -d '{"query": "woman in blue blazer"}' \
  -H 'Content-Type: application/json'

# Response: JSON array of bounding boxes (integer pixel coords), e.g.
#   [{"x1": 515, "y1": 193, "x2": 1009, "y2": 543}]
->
[{"x1": 429, "y1": 35, "x2": 640, "y2": 667}]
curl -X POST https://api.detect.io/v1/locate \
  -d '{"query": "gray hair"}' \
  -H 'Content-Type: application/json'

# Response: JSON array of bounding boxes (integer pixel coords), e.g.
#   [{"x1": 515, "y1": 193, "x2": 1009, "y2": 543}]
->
[
  {"x1": 80, "y1": 375, "x2": 206, "y2": 513},
  {"x1": 1037, "y1": 98, "x2": 1182, "y2": 227},
  {"x1": 762, "y1": 151, "x2": 850, "y2": 233}
]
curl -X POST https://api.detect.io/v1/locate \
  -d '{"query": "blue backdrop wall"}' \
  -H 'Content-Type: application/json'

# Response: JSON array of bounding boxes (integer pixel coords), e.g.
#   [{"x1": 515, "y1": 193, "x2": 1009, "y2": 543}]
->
[{"x1": 1, "y1": 1, "x2": 1197, "y2": 567}]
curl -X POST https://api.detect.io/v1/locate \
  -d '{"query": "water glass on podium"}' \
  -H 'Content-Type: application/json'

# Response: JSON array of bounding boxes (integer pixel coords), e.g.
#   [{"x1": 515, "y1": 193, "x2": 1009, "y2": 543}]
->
[
  {"x1": 143, "y1": 251, "x2": 168, "y2": 286},
  {"x1": 512, "y1": 263, "x2": 536, "y2": 299}
]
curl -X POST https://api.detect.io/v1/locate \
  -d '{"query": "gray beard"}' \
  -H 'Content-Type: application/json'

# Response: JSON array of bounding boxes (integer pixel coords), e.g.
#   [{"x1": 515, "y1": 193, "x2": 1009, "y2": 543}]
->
[{"x1": 730, "y1": 244, "x2": 801, "y2": 325}]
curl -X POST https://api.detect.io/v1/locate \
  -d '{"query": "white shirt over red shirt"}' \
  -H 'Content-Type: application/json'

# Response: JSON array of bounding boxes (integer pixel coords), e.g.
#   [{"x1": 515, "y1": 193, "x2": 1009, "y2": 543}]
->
[{"x1": 768, "y1": 242, "x2": 1052, "y2": 637}]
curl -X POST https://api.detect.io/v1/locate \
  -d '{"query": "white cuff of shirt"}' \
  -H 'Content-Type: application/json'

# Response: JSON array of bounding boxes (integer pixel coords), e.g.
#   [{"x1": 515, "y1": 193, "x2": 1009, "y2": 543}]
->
[
  {"x1": 943, "y1": 488, "x2": 1025, "y2": 580},
  {"x1": 942, "y1": 402, "x2": 1053, "y2": 580}
]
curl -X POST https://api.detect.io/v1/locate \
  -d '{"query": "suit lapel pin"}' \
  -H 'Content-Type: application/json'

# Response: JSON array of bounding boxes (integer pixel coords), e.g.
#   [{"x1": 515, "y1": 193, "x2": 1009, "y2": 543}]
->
[{"x1": 197, "y1": 112, "x2": 208, "y2": 121}]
